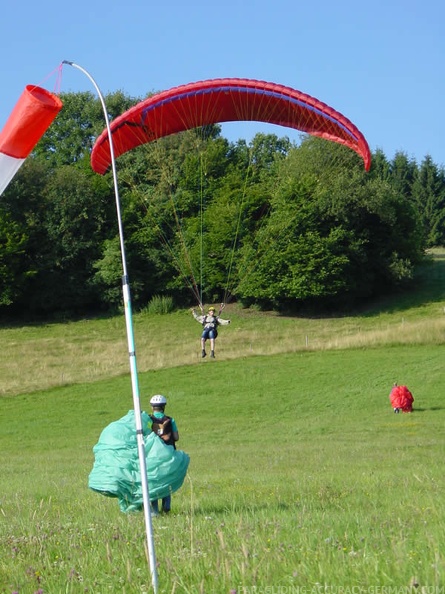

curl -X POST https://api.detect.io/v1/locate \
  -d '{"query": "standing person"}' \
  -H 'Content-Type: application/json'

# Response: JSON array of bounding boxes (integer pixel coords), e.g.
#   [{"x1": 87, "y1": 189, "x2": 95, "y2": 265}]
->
[
  {"x1": 191, "y1": 305, "x2": 231, "y2": 358},
  {"x1": 148, "y1": 394, "x2": 179, "y2": 515}
]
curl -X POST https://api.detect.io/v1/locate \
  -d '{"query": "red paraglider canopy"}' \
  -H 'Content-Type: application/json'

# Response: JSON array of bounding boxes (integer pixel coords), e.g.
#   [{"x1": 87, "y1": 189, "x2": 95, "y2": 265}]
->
[
  {"x1": 389, "y1": 384, "x2": 414, "y2": 413},
  {"x1": 91, "y1": 78, "x2": 371, "y2": 175}
]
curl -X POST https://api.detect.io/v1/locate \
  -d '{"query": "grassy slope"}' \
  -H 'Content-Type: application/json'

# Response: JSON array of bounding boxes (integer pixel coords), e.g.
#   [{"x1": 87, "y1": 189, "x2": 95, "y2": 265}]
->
[
  {"x1": 1, "y1": 248, "x2": 445, "y2": 398},
  {"x1": 0, "y1": 250, "x2": 444, "y2": 592}
]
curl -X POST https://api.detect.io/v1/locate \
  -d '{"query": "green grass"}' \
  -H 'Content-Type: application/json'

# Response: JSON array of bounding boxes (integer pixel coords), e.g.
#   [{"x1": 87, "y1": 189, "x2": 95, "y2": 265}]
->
[
  {"x1": 1, "y1": 251, "x2": 445, "y2": 592},
  {"x1": 1, "y1": 347, "x2": 444, "y2": 592}
]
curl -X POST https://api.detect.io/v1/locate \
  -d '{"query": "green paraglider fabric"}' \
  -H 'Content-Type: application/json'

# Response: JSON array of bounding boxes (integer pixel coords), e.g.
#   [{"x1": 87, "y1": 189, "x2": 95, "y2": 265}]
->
[{"x1": 88, "y1": 410, "x2": 190, "y2": 512}]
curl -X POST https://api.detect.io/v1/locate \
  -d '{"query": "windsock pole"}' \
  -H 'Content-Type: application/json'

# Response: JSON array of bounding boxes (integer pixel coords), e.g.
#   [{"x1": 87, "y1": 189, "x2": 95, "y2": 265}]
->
[{"x1": 62, "y1": 61, "x2": 158, "y2": 594}]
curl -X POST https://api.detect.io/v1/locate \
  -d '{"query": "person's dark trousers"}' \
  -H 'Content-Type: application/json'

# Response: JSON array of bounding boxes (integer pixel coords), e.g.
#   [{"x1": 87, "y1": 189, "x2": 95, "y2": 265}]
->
[{"x1": 151, "y1": 495, "x2": 171, "y2": 514}]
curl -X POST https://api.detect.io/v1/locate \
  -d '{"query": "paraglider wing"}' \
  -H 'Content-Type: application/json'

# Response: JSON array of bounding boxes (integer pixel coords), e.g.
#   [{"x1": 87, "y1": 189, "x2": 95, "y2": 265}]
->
[
  {"x1": 90, "y1": 78, "x2": 371, "y2": 174},
  {"x1": 389, "y1": 385, "x2": 414, "y2": 413},
  {"x1": 0, "y1": 85, "x2": 63, "y2": 195},
  {"x1": 88, "y1": 410, "x2": 190, "y2": 513}
]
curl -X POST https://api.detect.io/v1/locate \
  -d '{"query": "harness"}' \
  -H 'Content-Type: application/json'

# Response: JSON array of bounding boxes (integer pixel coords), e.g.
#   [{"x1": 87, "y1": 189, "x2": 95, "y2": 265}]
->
[
  {"x1": 203, "y1": 314, "x2": 218, "y2": 328},
  {"x1": 202, "y1": 314, "x2": 218, "y2": 337},
  {"x1": 149, "y1": 414, "x2": 176, "y2": 448}
]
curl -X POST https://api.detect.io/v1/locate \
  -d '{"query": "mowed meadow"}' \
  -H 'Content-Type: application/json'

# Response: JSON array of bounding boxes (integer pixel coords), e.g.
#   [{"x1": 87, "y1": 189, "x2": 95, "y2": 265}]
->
[{"x1": 1, "y1": 251, "x2": 445, "y2": 593}]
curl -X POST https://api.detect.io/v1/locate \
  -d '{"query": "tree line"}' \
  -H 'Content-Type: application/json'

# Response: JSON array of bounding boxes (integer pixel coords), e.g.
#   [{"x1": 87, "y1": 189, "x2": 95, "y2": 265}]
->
[{"x1": 1, "y1": 90, "x2": 444, "y2": 319}]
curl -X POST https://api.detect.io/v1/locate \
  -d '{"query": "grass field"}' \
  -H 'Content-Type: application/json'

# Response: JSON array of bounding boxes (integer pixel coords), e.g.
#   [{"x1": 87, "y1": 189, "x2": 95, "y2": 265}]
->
[{"x1": 0, "y1": 251, "x2": 445, "y2": 593}]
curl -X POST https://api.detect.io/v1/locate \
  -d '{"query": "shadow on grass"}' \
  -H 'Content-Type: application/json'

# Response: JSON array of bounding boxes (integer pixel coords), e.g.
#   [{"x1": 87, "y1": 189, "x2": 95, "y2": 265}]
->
[
  {"x1": 414, "y1": 406, "x2": 445, "y2": 412},
  {"x1": 356, "y1": 253, "x2": 445, "y2": 318},
  {"x1": 191, "y1": 501, "x2": 293, "y2": 516},
  {"x1": 267, "y1": 251, "x2": 445, "y2": 321}
]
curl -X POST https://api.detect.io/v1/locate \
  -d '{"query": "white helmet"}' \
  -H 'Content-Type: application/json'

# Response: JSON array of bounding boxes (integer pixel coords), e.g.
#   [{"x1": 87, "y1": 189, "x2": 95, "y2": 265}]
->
[{"x1": 150, "y1": 394, "x2": 167, "y2": 406}]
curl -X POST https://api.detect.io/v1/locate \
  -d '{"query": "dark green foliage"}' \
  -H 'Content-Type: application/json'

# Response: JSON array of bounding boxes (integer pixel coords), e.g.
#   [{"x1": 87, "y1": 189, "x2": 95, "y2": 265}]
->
[
  {"x1": 236, "y1": 138, "x2": 424, "y2": 310},
  {"x1": 0, "y1": 211, "x2": 29, "y2": 305},
  {"x1": 21, "y1": 165, "x2": 115, "y2": 314},
  {"x1": 33, "y1": 90, "x2": 140, "y2": 168},
  {"x1": 410, "y1": 156, "x2": 445, "y2": 247},
  {"x1": 144, "y1": 294, "x2": 175, "y2": 314},
  {"x1": 0, "y1": 158, "x2": 50, "y2": 307}
]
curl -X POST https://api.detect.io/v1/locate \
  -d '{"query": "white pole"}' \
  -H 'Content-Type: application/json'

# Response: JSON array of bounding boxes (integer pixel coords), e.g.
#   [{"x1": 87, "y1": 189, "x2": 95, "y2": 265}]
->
[{"x1": 62, "y1": 60, "x2": 159, "y2": 593}]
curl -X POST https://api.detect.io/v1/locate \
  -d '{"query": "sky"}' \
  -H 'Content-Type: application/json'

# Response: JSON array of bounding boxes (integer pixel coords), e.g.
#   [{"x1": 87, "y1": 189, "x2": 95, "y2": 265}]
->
[{"x1": 1, "y1": 0, "x2": 444, "y2": 167}]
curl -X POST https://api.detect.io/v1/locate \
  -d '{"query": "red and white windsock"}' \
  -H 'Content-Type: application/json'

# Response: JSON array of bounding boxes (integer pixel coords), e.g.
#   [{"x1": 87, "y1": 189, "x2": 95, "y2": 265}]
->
[{"x1": 0, "y1": 85, "x2": 63, "y2": 195}]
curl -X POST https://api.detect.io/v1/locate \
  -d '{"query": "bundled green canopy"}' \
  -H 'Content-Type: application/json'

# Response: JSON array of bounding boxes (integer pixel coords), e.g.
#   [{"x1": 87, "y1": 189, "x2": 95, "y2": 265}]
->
[{"x1": 88, "y1": 410, "x2": 190, "y2": 512}]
